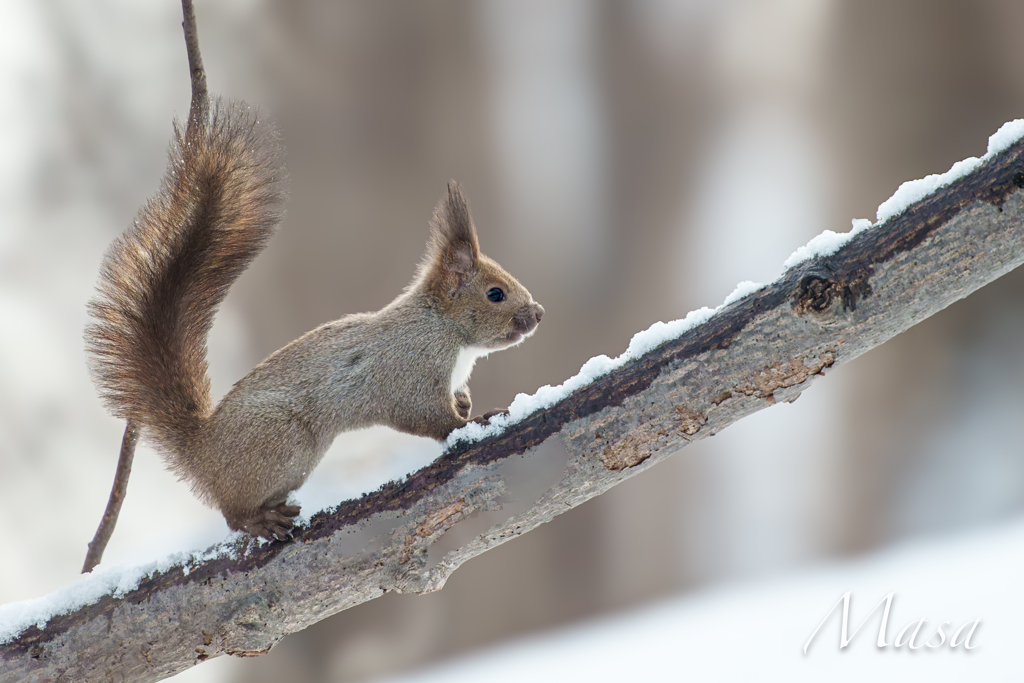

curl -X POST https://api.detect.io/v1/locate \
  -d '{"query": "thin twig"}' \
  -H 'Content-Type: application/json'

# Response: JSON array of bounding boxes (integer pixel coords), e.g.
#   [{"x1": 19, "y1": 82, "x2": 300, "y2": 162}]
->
[
  {"x1": 81, "y1": 423, "x2": 139, "y2": 573},
  {"x1": 181, "y1": 0, "x2": 208, "y2": 136}
]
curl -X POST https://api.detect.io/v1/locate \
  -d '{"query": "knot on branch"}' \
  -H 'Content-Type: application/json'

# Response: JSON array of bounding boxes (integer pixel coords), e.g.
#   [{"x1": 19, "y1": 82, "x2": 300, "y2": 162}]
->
[
  {"x1": 793, "y1": 270, "x2": 872, "y2": 315},
  {"x1": 1012, "y1": 169, "x2": 1024, "y2": 189}
]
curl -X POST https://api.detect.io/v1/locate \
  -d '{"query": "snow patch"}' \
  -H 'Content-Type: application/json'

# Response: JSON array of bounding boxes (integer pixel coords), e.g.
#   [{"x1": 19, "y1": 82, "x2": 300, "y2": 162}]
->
[
  {"x1": 985, "y1": 118, "x2": 1024, "y2": 157},
  {"x1": 875, "y1": 156, "x2": 982, "y2": 224},
  {"x1": 876, "y1": 118, "x2": 1024, "y2": 224},
  {"x1": 0, "y1": 538, "x2": 241, "y2": 644},
  {"x1": 722, "y1": 280, "x2": 765, "y2": 306},
  {"x1": 782, "y1": 218, "x2": 872, "y2": 269}
]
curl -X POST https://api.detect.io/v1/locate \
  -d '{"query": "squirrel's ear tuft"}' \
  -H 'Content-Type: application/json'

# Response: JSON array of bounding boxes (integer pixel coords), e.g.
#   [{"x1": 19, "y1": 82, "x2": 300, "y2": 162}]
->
[{"x1": 425, "y1": 181, "x2": 480, "y2": 295}]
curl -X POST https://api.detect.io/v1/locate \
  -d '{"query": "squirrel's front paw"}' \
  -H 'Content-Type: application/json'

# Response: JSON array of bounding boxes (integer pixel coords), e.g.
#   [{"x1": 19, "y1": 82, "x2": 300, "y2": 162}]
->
[
  {"x1": 454, "y1": 389, "x2": 472, "y2": 420},
  {"x1": 241, "y1": 503, "x2": 301, "y2": 541}
]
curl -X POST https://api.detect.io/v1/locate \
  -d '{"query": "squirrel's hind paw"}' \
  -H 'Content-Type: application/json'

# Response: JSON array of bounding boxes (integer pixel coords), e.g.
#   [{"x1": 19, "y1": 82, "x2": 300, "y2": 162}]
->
[{"x1": 241, "y1": 503, "x2": 301, "y2": 541}]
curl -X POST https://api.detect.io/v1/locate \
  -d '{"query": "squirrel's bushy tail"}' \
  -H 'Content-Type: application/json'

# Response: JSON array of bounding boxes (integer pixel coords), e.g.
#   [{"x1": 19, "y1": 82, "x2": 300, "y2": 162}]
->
[{"x1": 86, "y1": 99, "x2": 286, "y2": 463}]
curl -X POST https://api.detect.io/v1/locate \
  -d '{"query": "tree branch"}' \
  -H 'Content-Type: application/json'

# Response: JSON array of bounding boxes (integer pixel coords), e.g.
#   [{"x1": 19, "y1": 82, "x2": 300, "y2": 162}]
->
[
  {"x1": 181, "y1": 0, "x2": 208, "y2": 137},
  {"x1": 81, "y1": 423, "x2": 139, "y2": 574},
  {"x1": 6, "y1": 133, "x2": 1024, "y2": 681}
]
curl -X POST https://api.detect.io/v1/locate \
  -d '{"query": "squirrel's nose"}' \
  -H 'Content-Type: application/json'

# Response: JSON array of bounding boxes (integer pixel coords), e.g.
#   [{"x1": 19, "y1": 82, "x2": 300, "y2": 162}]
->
[{"x1": 513, "y1": 304, "x2": 544, "y2": 335}]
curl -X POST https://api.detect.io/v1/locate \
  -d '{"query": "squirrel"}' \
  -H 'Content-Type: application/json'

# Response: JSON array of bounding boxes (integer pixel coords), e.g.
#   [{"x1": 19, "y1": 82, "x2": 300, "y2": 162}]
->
[{"x1": 85, "y1": 12, "x2": 543, "y2": 543}]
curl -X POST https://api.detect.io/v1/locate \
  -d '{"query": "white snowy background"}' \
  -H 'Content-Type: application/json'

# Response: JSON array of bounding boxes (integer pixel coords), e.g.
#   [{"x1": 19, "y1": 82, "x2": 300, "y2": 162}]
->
[{"x1": 4, "y1": 0, "x2": 1024, "y2": 681}]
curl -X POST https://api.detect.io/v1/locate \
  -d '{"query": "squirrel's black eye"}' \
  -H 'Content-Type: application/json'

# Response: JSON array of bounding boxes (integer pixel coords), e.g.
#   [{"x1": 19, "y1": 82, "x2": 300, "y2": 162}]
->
[{"x1": 487, "y1": 287, "x2": 505, "y2": 303}]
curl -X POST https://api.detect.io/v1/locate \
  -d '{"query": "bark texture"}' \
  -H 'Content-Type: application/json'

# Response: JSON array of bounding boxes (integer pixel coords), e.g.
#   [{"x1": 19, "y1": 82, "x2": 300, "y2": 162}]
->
[{"x1": 5, "y1": 138, "x2": 1024, "y2": 681}]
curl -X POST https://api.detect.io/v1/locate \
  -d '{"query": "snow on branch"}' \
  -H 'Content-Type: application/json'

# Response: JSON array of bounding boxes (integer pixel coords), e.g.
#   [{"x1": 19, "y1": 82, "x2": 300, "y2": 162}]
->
[{"x1": 5, "y1": 122, "x2": 1024, "y2": 682}]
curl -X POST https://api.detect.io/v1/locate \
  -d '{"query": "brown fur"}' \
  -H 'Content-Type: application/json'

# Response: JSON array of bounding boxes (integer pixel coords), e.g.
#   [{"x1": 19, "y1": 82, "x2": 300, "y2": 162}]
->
[{"x1": 87, "y1": 105, "x2": 542, "y2": 540}]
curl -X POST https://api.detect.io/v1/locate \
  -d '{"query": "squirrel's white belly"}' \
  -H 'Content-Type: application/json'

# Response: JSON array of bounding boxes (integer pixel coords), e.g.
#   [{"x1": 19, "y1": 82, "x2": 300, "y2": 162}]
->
[{"x1": 451, "y1": 346, "x2": 491, "y2": 391}]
